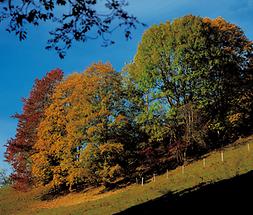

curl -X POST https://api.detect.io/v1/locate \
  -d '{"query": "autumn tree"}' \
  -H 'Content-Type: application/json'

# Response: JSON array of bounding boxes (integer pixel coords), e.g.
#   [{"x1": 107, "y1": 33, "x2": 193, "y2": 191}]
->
[
  {"x1": 0, "y1": 0, "x2": 144, "y2": 58},
  {"x1": 33, "y1": 62, "x2": 131, "y2": 190},
  {"x1": 32, "y1": 73, "x2": 84, "y2": 190},
  {"x1": 5, "y1": 69, "x2": 63, "y2": 190}
]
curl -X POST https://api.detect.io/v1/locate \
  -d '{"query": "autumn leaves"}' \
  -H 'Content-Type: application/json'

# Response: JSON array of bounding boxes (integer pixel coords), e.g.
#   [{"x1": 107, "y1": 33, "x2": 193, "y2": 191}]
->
[
  {"x1": 5, "y1": 15, "x2": 253, "y2": 192},
  {"x1": 32, "y1": 63, "x2": 130, "y2": 190},
  {"x1": 5, "y1": 69, "x2": 63, "y2": 190}
]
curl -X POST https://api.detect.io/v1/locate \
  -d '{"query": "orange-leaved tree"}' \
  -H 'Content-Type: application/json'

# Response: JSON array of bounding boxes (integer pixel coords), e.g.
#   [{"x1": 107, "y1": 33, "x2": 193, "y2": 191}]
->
[{"x1": 32, "y1": 62, "x2": 129, "y2": 191}]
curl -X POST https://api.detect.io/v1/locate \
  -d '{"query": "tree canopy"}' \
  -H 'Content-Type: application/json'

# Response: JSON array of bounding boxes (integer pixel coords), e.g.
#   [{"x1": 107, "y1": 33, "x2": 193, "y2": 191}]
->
[
  {"x1": 126, "y1": 15, "x2": 253, "y2": 148},
  {"x1": 5, "y1": 15, "x2": 253, "y2": 192},
  {"x1": 32, "y1": 63, "x2": 132, "y2": 190}
]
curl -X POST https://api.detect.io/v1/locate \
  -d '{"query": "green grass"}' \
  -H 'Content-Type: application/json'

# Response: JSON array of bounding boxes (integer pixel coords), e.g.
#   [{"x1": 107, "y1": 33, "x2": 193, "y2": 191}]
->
[{"x1": 1, "y1": 135, "x2": 253, "y2": 215}]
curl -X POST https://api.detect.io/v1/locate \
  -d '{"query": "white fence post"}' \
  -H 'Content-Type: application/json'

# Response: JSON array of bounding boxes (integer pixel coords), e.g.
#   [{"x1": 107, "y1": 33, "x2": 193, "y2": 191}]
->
[
  {"x1": 203, "y1": 158, "x2": 206, "y2": 168},
  {"x1": 221, "y1": 151, "x2": 224, "y2": 162},
  {"x1": 141, "y1": 177, "x2": 144, "y2": 186}
]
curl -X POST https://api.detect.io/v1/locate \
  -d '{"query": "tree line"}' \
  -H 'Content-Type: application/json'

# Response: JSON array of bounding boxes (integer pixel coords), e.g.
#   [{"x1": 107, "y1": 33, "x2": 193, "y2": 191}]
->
[{"x1": 5, "y1": 15, "x2": 253, "y2": 192}]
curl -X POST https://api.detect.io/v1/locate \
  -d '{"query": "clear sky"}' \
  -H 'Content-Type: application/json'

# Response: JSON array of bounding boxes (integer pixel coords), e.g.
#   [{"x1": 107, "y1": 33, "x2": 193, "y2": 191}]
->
[{"x1": 0, "y1": 0, "x2": 253, "y2": 174}]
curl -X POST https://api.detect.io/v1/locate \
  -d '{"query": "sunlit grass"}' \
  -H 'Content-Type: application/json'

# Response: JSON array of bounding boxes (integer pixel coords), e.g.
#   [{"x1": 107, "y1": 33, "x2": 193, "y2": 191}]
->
[{"x1": 1, "y1": 135, "x2": 253, "y2": 215}]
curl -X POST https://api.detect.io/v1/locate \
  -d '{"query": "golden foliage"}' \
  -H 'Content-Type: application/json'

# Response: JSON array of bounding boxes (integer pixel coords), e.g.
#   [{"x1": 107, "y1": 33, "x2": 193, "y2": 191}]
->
[{"x1": 32, "y1": 62, "x2": 125, "y2": 190}]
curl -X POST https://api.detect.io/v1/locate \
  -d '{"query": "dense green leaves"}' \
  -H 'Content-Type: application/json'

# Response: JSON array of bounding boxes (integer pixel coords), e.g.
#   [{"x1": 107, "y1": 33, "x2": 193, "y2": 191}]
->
[{"x1": 126, "y1": 15, "x2": 253, "y2": 148}]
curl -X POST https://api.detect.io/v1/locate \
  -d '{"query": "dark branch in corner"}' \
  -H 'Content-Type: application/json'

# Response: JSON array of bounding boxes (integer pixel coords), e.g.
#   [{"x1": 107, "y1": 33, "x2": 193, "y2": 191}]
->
[{"x1": 0, "y1": 0, "x2": 146, "y2": 58}]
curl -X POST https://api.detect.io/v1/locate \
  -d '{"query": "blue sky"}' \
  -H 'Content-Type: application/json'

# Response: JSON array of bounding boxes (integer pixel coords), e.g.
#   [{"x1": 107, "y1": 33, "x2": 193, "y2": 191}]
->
[{"x1": 0, "y1": 0, "x2": 253, "y2": 174}]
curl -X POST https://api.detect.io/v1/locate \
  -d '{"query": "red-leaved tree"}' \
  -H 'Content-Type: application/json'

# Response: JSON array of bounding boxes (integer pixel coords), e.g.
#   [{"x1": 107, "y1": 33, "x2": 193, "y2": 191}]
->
[{"x1": 5, "y1": 69, "x2": 63, "y2": 190}]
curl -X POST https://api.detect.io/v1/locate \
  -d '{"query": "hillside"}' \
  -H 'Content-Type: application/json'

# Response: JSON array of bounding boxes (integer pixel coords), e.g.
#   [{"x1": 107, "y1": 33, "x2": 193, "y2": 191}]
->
[{"x1": 1, "y1": 135, "x2": 253, "y2": 215}]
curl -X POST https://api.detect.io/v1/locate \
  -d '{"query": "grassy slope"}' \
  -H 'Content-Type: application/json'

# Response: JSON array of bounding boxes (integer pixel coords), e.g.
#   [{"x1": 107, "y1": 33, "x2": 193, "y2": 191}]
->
[{"x1": 1, "y1": 135, "x2": 253, "y2": 215}]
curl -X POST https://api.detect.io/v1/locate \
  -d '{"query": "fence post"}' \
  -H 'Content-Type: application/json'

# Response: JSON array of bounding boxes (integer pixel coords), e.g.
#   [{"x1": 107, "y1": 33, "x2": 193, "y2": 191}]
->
[
  {"x1": 247, "y1": 143, "x2": 250, "y2": 152},
  {"x1": 141, "y1": 177, "x2": 144, "y2": 186},
  {"x1": 166, "y1": 169, "x2": 169, "y2": 179},
  {"x1": 221, "y1": 151, "x2": 224, "y2": 162},
  {"x1": 182, "y1": 165, "x2": 185, "y2": 174},
  {"x1": 203, "y1": 158, "x2": 206, "y2": 168},
  {"x1": 153, "y1": 174, "x2": 156, "y2": 182},
  {"x1": 136, "y1": 178, "x2": 138, "y2": 184}
]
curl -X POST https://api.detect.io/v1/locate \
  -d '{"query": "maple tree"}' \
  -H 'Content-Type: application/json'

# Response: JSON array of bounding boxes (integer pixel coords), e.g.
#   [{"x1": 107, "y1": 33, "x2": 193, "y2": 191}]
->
[{"x1": 5, "y1": 69, "x2": 63, "y2": 190}]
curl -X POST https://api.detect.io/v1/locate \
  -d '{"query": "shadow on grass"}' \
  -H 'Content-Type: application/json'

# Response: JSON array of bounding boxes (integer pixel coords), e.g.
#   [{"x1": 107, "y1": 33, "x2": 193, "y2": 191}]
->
[{"x1": 115, "y1": 170, "x2": 253, "y2": 214}]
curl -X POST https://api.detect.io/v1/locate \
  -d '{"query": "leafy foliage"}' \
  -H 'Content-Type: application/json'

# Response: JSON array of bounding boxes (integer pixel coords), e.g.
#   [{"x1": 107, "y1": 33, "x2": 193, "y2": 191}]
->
[
  {"x1": 0, "y1": 168, "x2": 11, "y2": 187},
  {"x1": 126, "y1": 15, "x2": 252, "y2": 143},
  {"x1": 0, "y1": 0, "x2": 144, "y2": 58},
  {"x1": 32, "y1": 63, "x2": 132, "y2": 190},
  {"x1": 5, "y1": 15, "x2": 253, "y2": 193},
  {"x1": 5, "y1": 69, "x2": 63, "y2": 190},
  {"x1": 125, "y1": 15, "x2": 253, "y2": 170}
]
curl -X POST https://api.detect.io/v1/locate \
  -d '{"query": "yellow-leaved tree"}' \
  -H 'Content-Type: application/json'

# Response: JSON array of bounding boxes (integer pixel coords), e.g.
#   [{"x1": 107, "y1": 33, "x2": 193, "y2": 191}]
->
[{"x1": 32, "y1": 62, "x2": 129, "y2": 191}]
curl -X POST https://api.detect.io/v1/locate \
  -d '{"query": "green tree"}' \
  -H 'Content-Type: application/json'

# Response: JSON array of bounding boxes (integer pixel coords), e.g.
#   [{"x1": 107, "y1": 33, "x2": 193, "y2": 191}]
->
[
  {"x1": 126, "y1": 15, "x2": 253, "y2": 158},
  {"x1": 126, "y1": 15, "x2": 209, "y2": 144},
  {"x1": 201, "y1": 17, "x2": 253, "y2": 145}
]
